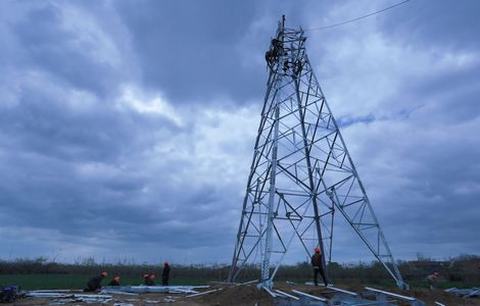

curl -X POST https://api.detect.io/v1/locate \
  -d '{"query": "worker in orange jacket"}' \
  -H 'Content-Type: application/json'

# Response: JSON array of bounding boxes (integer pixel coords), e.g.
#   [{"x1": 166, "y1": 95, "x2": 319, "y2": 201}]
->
[{"x1": 311, "y1": 247, "x2": 328, "y2": 286}]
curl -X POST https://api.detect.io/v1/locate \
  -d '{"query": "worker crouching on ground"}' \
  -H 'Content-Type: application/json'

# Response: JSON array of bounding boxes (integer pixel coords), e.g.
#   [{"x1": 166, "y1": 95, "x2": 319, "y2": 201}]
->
[
  {"x1": 144, "y1": 273, "x2": 156, "y2": 286},
  {"x1": 311, "y1": 247, "x2": 328, "y2": 286},
  {"x1": 84, "y1": 271, "x2": 107, "y2": 292},
  {"x1": 162, "y1": 262, "x2": 170, "y2": 286},
  {"x1": 108, "y1": 275, "x2": 121, "y2": 286}
]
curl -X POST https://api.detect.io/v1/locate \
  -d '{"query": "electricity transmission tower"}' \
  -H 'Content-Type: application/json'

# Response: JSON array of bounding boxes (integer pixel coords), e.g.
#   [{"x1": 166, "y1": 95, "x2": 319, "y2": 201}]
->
[{"x1": 228, "y1": 16, "x2": 406, "y2": 289}]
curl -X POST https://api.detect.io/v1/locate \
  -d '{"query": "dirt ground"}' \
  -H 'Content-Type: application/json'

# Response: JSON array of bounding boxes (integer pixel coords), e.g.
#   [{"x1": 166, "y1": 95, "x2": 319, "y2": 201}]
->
[
  {"x1": 8, "y1": 282, "x2": 480, "y2": 306},
  {"x1": 300, "y1": 283, "x2": 480, "y2": 306}
]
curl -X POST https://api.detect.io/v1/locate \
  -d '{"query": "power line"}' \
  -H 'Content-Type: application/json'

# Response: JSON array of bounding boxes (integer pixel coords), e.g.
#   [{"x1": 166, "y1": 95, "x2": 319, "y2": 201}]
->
[{"x1": 304, "y1": 0, "x2": 411, "y2": 32}]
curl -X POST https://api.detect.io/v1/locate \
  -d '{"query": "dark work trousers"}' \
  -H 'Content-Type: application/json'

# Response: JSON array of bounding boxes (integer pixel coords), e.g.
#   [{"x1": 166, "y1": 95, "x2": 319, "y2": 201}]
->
[{"x1": 313, "y1": 266, "x2": 328, "y2": 286}]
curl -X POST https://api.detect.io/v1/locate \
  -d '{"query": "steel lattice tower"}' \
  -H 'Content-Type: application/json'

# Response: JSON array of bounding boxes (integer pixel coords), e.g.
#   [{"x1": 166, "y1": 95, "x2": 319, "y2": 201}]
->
[{"x1": 228, "y1": 16, "x2": 406, "y2": 289}]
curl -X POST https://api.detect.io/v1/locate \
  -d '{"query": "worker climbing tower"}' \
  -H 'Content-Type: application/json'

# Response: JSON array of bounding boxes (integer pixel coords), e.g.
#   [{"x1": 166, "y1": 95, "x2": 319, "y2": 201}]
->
[{"x1": 228, "y1": 16, "x2": 406, "y2": 290}]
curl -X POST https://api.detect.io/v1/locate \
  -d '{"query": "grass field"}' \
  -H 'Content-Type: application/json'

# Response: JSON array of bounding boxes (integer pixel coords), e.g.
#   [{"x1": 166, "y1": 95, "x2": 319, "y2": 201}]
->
[
  {"x1": 0, "y1": 273, "x2": 476, "y2": 291},
  {"x1": 0, "y1": 274, "x2": 90, "y2": 290}
]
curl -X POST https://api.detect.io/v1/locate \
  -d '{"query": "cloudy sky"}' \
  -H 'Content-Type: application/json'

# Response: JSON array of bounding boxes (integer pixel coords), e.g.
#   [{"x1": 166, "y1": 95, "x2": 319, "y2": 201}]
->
[{"x1": 0, "y1": 0, "x2": 478, "y2": 265}]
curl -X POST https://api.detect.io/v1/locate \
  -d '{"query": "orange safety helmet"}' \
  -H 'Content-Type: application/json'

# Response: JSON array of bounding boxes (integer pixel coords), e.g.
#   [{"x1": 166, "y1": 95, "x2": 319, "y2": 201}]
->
[
  {"x1": 314, "y1": 247, "x2": 321, "y2": 254},
  {"x1": 101, "y1": 271, "x2": 108, "y2": 277}
]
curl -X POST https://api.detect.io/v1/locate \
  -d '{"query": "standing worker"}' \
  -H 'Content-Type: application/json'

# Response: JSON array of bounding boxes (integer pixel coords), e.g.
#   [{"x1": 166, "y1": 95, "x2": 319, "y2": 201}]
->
[
  {"x1": 311, "y1": 248, "x2": 328, "y2": 286},
  {"x1": 84, "y1": 271, "x2": 108, "y2": 292},
  {"x1": 162, "y1": 262, "x2": 170, "y2": 286},
  {"x1": 426, "y1": 272, "x2": 440, "y2": 290}
]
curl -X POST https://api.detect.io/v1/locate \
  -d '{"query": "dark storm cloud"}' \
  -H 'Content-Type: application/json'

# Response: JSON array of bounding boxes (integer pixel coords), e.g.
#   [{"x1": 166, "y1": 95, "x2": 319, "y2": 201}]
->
[
  {"x1": 404, "y1": 63, "x2": 480, "y2": 123},
  {"x1": 112, "y1": 0, "x2": 324, "y2": 105},
  {"x1": 0, "y1": 0, "x2": 478, "y2": 264},
  {"x1": 381, "y1": 0, "x2": 480, "y2": 51},
  {"x1": 113, "y1": 0, "x2": 263, "y2": 103}
]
